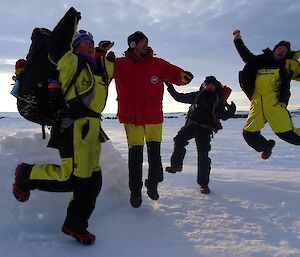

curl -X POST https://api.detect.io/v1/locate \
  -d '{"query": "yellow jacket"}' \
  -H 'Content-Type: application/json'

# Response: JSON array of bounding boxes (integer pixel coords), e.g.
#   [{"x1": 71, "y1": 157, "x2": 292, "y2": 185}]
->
[{"x1": 57, "y1": 50, "x2": 114, "y2": 115}]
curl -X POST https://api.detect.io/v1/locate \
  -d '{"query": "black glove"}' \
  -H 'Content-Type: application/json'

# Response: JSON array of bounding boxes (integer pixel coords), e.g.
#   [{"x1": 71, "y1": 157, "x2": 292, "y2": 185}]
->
[
  {"x1": 181, "y1": 71, "x2": 194, "y2": 84},
  {"x1": 98, "y1": 41, "x2": 114, "y2": 51},
  {"x1": 225, "y1": 101, "x2": 236, "y2": 116},
  {"x1": 76, "y1": 12, "x2": 81, "y2": 21},
  {"x1": 106, "y1": 51, "x2": 115, "y2": 62}
]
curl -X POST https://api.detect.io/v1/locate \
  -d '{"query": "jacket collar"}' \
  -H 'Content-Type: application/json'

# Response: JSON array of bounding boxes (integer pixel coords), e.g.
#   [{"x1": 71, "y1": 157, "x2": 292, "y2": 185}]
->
[{"x1": 124, "y1": 46, "x2": 154, "y2": 63}]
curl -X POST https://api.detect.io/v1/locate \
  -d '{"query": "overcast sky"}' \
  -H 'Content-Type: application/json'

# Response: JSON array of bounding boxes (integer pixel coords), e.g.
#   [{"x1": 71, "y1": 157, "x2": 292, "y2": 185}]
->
[{"x1": 1, "y1": 0, "x2": 300, "y2": 113}]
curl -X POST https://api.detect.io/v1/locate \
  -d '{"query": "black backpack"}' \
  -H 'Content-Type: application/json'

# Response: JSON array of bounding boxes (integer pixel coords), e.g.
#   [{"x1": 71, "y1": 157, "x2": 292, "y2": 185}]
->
[
  {"x1": 17, "y1": 28, "x2": 58, "y2": 124},
  {"x1": 238, "y1": 60, "x2": 259, "y2": 100},
  {"x1": 16, "y1": 8, "x2": 82, "y2": 138}
]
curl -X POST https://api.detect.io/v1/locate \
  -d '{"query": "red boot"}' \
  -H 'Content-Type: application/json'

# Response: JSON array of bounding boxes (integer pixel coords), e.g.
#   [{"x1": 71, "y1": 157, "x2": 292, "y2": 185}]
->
[
  {"x1": 261, "y1": 140, "x2": 275, "y2": 160},
  {"x1": 62, "y1": 224, "x2": 96, "y2": 245},
  {"x1": 13, "y1": 163, "x2": 31, "y2": 202}
]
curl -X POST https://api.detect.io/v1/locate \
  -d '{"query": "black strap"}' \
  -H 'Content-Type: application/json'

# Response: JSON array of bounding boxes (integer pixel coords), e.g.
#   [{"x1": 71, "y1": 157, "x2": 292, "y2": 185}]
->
[
  {"x1": 65, "y1": 58, "x2": 101, "y2": 119},
  {"x1": 63, "y1": 56, "x2": 86, "y2": 98}
]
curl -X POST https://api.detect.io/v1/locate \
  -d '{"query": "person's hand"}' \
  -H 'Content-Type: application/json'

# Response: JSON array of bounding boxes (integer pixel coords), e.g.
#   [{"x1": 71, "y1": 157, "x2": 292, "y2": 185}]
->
[
  {"x1": 106, "y1": 51, "x2": 115, "y2": 62},
  {"x1": 164, "y1": 81, "x2": 175, "y2": 92},
  {"x1": 222, "y1": 85, "x2": 232, "y2": 101},
  {"x1": 98, "y1": 41, "x2": 114, "y2": 52},
  {"x1": 232, "y1": 29, "x2": 241, "y2": 40},
  {"x1": 181, "y1": 71, "x2": 193, "y2": 84},
  {"x1": 226, "y1": 101, "x2": 236, "y2": 116},
  {"x1": 76, "y1": 12, "x2": 81, "y2": 21}
]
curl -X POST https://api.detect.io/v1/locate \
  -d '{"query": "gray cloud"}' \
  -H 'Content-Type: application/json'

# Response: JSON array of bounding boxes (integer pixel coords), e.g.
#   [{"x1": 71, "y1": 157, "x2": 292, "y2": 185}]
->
[{"x1": 1, "y1": 0, "x2": 299, "y2": 105}]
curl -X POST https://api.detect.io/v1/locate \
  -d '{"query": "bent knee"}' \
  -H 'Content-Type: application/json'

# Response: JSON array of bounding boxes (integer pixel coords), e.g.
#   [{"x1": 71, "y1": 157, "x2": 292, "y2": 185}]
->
[{"x1": 276, "y1": 130, "x2": 300, "y2": 145}]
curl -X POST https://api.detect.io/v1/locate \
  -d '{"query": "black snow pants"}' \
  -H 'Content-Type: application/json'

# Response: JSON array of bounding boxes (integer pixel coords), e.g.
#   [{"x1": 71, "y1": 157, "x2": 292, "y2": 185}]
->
[{"x1": 170, "y1": 123, "x2": 212, "y2": 187}]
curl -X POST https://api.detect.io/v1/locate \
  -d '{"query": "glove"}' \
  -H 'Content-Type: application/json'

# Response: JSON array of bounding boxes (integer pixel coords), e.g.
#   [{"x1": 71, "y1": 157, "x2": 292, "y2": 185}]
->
[
  {"x1": 221, "y1": 85, "x2": 232, "y2": 101},
  {"x1": 232, "y1": 29, "x2": 241, "y2": 40},
  {"x1": 225, "y1": 101, "x2": 236, "y2": 116},
  {"x1": 181, "y1": 71, "x2": 193, "y2": 84},
  {"x1": 12, "y1": 67, "x2": 25, "y2": 81},
  {"x1": 76, "y1": 12, "x2": 81, "y2": 21},
  {"x1": 98, "y1": 41, "x2": 114, "y2": 52},
  {"x1": 106, "y1": 51, "x2": 116, "y2": 62}
]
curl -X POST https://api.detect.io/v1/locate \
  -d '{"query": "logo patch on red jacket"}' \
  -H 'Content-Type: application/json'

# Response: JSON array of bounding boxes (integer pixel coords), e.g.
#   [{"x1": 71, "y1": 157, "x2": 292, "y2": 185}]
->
[{"x1": 150, "y1": 75, "x2": 158, "y2": 85}]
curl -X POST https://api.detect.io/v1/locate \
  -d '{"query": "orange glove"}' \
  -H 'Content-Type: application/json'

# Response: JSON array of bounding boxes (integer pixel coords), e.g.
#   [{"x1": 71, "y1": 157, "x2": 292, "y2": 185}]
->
[
  {"x1": 12, "y1": 59, "x2": 27, "y2": 81},
  {"x1": 221, "y1": 85, "x2": 232, "y2": 101}
]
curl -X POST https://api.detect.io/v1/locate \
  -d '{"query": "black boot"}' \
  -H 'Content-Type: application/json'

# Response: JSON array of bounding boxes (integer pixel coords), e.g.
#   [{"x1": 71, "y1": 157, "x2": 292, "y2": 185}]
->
[
  {"x1": 63, "y1": 172, "x2": 101, "y2": 244},
  {"x1": 146, "y1": 141, "x2": 163, "y2": 200},
  {"x1": 128, "y1": 146, "x2": 143, "y2": 208},
  {"x1": 130, "y1": 192, "x2": 142, "y2": 208},
  {"x1": 145, "y1": 179, "x2": 159, "y2": 200}
]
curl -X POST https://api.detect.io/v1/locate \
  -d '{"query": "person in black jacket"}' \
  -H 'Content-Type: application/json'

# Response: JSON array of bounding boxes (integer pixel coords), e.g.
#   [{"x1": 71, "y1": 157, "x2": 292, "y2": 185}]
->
[{"x1": 165, "y1": 76, "x2": 236, "y2": 194}]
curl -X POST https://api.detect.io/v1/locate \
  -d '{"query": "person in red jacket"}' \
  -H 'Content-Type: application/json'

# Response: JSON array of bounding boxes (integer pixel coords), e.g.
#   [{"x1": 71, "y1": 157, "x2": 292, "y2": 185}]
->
[{"x1": 114, "y1": 31, "x2": 193, "y2": 208}]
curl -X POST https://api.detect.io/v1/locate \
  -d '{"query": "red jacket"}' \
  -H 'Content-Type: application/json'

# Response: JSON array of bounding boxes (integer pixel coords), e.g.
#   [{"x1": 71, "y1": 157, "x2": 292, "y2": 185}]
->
[{"x1": 114, "y1": 48, "x2": 186, "y2": 125}]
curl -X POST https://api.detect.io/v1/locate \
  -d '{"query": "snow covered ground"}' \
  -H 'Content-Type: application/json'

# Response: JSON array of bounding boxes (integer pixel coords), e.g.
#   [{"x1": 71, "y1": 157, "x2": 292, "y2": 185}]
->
[{"x1": 0, "y1": 112, "x2": 299, "y2": 257}]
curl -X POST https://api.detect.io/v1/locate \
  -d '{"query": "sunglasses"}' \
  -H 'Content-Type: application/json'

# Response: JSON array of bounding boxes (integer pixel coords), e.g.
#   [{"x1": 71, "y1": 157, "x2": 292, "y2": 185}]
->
[{"x1": 76, "y1": 30, "x2": 93, "y2": 39}]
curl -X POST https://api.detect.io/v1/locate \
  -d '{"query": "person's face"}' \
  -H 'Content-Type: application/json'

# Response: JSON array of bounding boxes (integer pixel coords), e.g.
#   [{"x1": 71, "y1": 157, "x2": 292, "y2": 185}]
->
[
  {"x1": 74, "y1": 40, "x2": 95, "y2": 58},
  {"x1": 134, "y1": 39, "x2": 148, "y2": 56},
  {"x1": 273, "y1": 46, "x2": 289, "y2": 61},
  {"x1": 204, "y1": 82, "x2": 216, "y2": 92}
]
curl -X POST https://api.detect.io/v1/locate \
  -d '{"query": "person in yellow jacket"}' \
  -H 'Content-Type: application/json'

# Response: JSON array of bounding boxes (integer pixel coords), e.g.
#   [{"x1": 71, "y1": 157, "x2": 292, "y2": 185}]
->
[
  {"x1": 12, "y1": 8, "x2": 114, "y2": 245},
  {"x1": 233, "y1": 29, "x2": 300, "y2": 159}
]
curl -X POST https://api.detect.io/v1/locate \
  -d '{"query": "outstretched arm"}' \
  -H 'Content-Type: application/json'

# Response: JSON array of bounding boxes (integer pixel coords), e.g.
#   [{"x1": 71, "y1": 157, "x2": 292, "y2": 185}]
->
[
  {"x1": 233, "y1": 30, "x2": 255, "y2": 63},
  {"x1": 165, "y1": 81, "x2": 196, "y2": 104},
  {"x1": 160, "y1": 59, "x2": 193, "y2": 86}
]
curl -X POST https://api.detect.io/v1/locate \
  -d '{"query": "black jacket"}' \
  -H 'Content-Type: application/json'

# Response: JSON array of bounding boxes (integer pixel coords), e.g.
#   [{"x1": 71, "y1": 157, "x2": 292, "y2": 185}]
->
[
  {"x1": 167, "y1": 85, "x2": 234, "y2": 131},
  {"x1": 234, "y1": 38, "x2": 292, "y2": 104}
]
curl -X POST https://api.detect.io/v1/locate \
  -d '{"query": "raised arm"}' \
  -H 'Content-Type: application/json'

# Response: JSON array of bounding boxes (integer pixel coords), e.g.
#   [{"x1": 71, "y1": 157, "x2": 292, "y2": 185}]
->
[
  {"x1": 233, "y1": 30, "x2": 256, "y2": 63},
  {"x1": 49, "y1": 7, "x2": 81, "y2": 64}
]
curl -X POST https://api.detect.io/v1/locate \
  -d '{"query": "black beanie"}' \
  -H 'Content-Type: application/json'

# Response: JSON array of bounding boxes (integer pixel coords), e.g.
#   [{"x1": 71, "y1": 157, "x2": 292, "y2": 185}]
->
[
  {"x1": 127, "y1": 31, "x2": 148, "y2": 49},
  {"x1": 204, "y1": 76, "x2": 222, "y2": 87},
  {"x1": 273, "y1": 41, "x2": 291, "y2": 52}
]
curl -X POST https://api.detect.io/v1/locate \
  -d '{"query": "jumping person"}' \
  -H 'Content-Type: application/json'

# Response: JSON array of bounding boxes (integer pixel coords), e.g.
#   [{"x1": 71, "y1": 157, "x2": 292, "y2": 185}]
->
[
  {"x1": 114, "y1": 31, "x2": 193, "y2": 208},
  {"x1": 165, "y1": 77, "x2": 236, "y2": 194},
  {"x1": 233, "y1": 29, "x2": 300, "y2": 159},
  {"x1": 12, "y1": 8, "x2": 114, "y2": 245}
]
